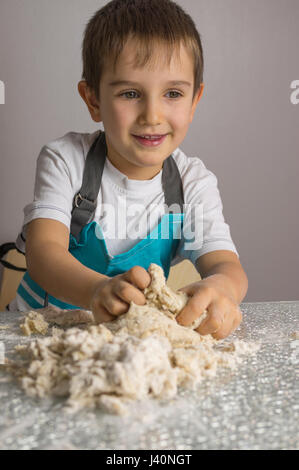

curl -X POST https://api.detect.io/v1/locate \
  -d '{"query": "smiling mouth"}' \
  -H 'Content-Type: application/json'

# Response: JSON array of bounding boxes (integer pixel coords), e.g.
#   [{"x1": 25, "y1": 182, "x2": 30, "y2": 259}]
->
[
  {"x1": 132, "y1": 134, "x2": 168, "y2": 147},
  {"x1": 132, "y1": 134, "x2": 168, "y2": 140}
]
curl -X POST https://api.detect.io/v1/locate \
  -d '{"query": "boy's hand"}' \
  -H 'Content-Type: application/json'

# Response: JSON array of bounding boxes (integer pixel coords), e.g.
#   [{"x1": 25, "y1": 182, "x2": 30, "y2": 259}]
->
[
  {"x1": 90, "y1": 266, "x2": 151, "y2": 324},
  {"x1": 176, "y1": 278, "x2": 242, "y2": 339}
]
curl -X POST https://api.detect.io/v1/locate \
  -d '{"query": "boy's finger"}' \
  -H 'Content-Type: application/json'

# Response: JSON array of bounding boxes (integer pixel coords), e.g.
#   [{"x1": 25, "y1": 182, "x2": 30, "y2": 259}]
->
[
  {"x1": 196, "y1": 308, "x2": 224, "y2": 335},
  {"x1": 93, "y1": 305, "x2": 115, "y2": 324},
  {"x1": 113, "y1": 281, "x2": 146, "y2": 306},
  {"x1": 213, "y1": 305, "x2": 243, "y2": 339},
  {"x1": 212, "y1": 313, "x2": 235, "y2": 340},
  {"x1": 230, "y1": 309, "x2": 243, "y2": 333},
  {"x1": 123, "y1": 266, "x2": 151, "y2": 290},
  {"x1": 103, "y1": 293, "x2": 129, "y2": 316},
  {"x1": 213, "y1": 307, "x2": 242, "y2": 339},
  {"x1": 176, "y1": 294, "x2": 209, "y2": 327}
]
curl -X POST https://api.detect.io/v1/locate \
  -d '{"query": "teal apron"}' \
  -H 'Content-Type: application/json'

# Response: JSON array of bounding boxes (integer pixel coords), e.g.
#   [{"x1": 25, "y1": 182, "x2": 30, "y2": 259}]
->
[{"x1": 17, "y1": 131, "x2": 185, "y2": 310}]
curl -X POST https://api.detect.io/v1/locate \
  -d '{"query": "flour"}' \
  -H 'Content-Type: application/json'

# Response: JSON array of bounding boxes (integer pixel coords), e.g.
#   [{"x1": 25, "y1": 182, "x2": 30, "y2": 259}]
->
[{"x1": 9, "y1": 263, "x2": 259, "y2": 414}]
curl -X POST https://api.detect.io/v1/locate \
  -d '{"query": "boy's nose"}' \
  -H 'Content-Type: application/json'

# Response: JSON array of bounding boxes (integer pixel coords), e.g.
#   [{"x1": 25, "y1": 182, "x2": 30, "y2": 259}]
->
[{"x1": 139, "y1": 99, "x2": 163, "y2": 126}]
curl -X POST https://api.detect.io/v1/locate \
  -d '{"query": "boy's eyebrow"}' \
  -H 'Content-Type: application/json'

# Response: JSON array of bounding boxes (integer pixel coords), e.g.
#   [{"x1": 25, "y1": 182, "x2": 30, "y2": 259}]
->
[{"x1": 108, "y1": 80, "x2": 192, "y2": 88}]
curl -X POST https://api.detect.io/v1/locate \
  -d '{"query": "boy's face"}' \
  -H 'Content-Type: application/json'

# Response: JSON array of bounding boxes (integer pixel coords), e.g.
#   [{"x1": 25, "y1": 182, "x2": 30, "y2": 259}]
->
[{"x1": 79, "y1": 38, "x2": 203, "y2": 180}]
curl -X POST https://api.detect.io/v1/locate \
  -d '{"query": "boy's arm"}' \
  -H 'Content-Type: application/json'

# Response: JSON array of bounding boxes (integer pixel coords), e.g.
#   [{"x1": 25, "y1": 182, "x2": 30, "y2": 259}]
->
[
  {"x1": 195, "y1": 250, "x2": 248, "y2": 304},
  {"x1": 25, "y1": 218, "x2": 108, "y2": 310},
  {"x1": 25, "y1": 218, "x2": 150, "y2": 318},
  {"x1": 176, "y1": 250, "x2": 248, "y2": 339}
]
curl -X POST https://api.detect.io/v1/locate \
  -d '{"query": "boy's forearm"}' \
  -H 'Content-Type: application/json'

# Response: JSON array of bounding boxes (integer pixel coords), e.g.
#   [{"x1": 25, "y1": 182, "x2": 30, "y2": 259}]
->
[
  {"x1": 26, "y1": 242, "x2": 108, "y2": 310},
  {"x1": 201, "y1": 261, "x2": 248, "y2": 305}
]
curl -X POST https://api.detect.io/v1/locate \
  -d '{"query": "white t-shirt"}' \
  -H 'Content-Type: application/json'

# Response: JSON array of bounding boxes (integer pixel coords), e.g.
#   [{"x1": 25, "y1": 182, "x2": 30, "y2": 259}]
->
[{"x1": 18, "y1": 129, "x2": 238, "y2": 264}]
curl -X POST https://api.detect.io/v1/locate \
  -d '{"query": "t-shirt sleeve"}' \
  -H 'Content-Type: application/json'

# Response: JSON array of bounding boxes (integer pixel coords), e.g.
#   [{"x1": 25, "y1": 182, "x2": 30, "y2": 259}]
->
[
  {"x1": 22, "y1": 144, "x2": 75, "y2": 232},
  {"x1": 174, "y1": 158, "x2": 239, "y2": 266}
]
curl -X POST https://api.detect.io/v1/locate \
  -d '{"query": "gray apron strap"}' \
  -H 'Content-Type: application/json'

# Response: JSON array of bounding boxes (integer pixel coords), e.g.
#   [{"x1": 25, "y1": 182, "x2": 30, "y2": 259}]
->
[
  {"x1": 70, "y1": 131, "x2": 107, "y2": 242},
  {"x1": 162, "y1": 156, "x2": 184, "y2": 212}
]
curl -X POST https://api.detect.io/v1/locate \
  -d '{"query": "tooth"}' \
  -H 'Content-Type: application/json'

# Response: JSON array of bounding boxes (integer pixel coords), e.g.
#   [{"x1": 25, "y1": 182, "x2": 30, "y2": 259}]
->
[{"x1": 138, "y1": 135, "x2": 162, "y2": 140}]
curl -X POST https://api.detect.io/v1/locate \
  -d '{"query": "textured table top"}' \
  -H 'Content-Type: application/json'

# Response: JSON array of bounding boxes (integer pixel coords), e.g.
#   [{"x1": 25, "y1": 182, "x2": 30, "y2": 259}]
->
[{"x1": 0, "y1": 301, "x2": 298, "y2": 450}]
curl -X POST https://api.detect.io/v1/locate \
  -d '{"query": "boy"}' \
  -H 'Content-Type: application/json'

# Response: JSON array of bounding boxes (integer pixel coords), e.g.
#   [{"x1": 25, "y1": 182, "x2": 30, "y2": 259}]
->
[{"x1": 10, "y1": 0, "x2": 248, "y2": 340}]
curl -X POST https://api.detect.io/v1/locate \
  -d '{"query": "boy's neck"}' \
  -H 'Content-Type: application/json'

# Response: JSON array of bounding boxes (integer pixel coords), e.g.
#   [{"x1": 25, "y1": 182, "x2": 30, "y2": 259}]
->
[{"x1": 106, "y1": 154, "x2": 163, "y2": 181}]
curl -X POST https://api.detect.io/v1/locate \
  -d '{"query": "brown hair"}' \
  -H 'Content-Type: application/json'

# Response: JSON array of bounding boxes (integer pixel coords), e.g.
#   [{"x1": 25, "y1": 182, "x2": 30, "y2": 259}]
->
[{"x1": 81, "y1": 0, "x2": 204, "y2": 101}]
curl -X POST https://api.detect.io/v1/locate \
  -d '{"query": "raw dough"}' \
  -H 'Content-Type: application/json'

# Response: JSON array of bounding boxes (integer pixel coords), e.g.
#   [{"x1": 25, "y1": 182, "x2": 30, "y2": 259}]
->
[
  {"x1": 36, "y1": 306, "x2": 94, "y2": 326},
  {"x1": 20, "y1": 326, "x2": 178, "y2": 414},
  {"x1": 107, "y1": 302, "x2": 208, "y2": 349},
  {"x1": 20, "y1": 311, "x2": 48, "y2": 336},
  {"x1": 144, "y1": 263, "x2": 208, "y2": 329},
  {"x1": 10, "y1": 263, "x2": 259, "y2": 414}
]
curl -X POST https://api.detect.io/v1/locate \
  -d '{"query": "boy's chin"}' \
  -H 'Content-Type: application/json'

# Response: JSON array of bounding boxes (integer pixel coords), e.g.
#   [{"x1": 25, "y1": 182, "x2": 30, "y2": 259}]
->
[{"x1": 133, "y1": 149, "x2": 167, "y2": 162}]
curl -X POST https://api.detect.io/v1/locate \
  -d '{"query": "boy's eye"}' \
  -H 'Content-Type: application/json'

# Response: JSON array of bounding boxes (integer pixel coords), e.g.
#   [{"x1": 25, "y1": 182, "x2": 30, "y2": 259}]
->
[
  {"x1": 119, "y1": 90, "x2": 183, "y2": 99},
  {"x1": 166, "y1": 90, "x2": 183, "y2": 99},
  {"x1": 120, "y1": 91, "x2": 138, "y2": 99}
]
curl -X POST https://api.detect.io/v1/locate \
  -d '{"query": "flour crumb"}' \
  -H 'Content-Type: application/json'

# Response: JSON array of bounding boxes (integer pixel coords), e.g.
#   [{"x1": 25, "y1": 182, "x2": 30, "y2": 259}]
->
[
  {"x1": 290, "y1": 331, "x2": 299, "y2": 340},
  {"x1": 51, "y1": 326, "x2": 64, "y2": 336},
  {"x1": 20, "y1": 311, "x2": 48, "y2": 336},
  {"x1": 14, "y1": 344, "x2": 28, "y2": 353},
  {"x1": 97, "y1": 394, "x2": 130, "y2": 416}
]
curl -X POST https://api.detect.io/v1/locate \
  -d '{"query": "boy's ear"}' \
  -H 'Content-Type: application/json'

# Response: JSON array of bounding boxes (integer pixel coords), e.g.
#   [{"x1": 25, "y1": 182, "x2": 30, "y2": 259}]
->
[
  {"x1": 77, "y1": 80, "x2": 102, "y2": 123},
  {"x1": 190, "y1": 83, "x2": 204, "y2": 123}
]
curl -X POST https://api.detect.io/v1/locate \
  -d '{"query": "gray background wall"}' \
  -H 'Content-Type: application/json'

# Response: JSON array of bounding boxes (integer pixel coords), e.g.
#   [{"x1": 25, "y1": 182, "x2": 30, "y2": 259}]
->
[{"x1": 0, "y1": 0, "x2": 298, "y2": 302}]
